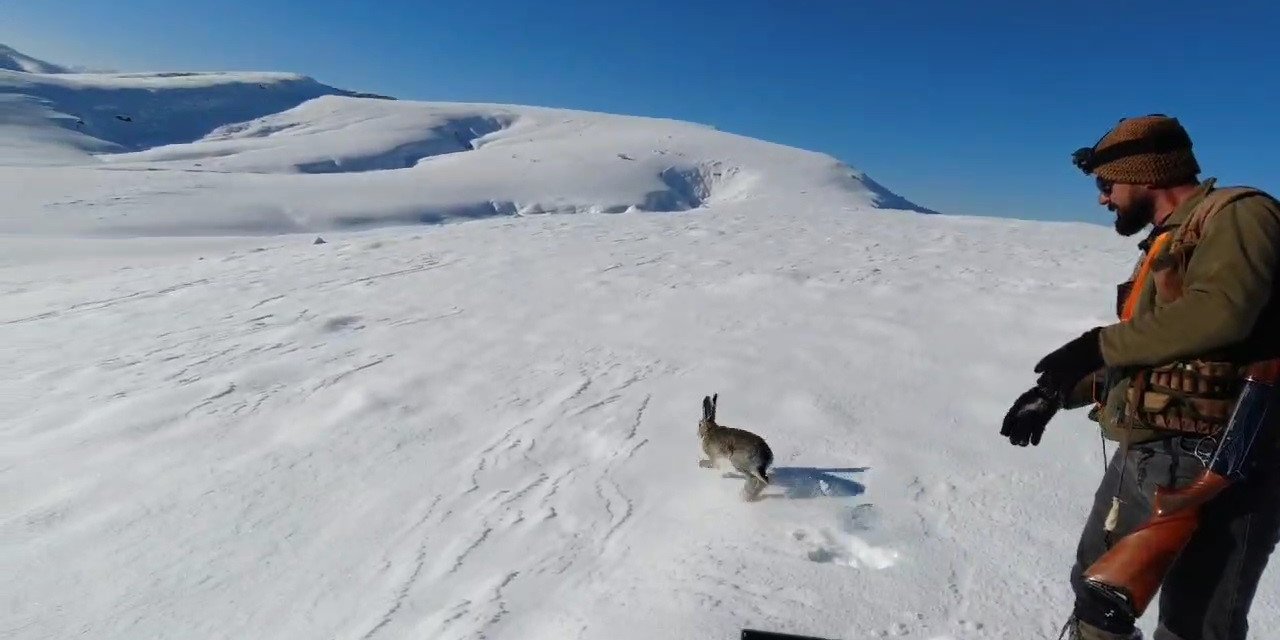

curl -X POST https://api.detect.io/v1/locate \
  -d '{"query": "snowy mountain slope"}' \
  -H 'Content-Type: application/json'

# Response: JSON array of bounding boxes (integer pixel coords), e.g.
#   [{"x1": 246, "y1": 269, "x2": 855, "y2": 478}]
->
[
  {"x1": 0, "y1": 43, "x2": 932, "y2": 236},
  {"x1": 0, "y1": 44, "x2": 69, "y2": 74},
  {"x1": 0, "y1": 65, "x2": 365, "y2": 165},
  {"x1": 7, "y1": 44, "x2": 1276, "y2": 640}
]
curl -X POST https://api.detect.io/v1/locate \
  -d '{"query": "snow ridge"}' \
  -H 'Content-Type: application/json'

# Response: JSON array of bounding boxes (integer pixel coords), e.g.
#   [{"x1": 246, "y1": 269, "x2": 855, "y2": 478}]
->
[
  {"x1": 0, "y1": 43, "x2": 933, "y2": 236},
  {"x1": 0, "y1": 44, "x2": 70, "y2": 74}
]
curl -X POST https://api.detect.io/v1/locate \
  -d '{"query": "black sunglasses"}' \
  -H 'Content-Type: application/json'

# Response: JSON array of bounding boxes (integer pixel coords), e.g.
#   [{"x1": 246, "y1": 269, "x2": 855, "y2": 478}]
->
[{"x1": 1096, "y1": 176, "x2": 1113, "y2": 195}]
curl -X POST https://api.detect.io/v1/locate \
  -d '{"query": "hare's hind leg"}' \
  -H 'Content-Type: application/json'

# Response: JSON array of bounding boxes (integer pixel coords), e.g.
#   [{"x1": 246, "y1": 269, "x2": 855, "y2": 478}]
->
[
  {"x1": 751, "y1": 464, "x2": 769, "y2": 486},
  {"x1": 742, "y1": 474, "x2": 766, "y2": 501}
]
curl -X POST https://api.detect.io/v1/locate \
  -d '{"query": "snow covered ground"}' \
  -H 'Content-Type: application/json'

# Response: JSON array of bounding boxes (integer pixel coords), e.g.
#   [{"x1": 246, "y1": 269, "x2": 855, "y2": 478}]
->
[{"x1": 4, "y1": 46, "x2": 1277, "y2": 640}]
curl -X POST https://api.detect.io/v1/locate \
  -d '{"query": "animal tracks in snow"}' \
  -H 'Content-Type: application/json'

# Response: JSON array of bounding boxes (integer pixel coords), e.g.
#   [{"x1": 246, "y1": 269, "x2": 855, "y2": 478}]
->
[
  {"x1": 381, "y1": 354, "x2": 664, "y2": 639},
  {"x1": 788, "y1": 517, "x2": 901, "y2": 573}
]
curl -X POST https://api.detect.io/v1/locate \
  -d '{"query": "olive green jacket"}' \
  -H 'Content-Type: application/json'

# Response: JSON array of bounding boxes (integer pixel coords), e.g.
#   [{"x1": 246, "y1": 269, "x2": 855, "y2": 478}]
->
[{"x1": 1068, "y1": 178, "x2": 1280, "y2": 442}]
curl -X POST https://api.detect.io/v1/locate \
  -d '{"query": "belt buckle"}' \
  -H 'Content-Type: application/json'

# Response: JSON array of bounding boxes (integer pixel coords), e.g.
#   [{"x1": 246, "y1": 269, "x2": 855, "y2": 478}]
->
[{"x1": 1180, "y1": 435, "x2": 1217, "y2": 467}]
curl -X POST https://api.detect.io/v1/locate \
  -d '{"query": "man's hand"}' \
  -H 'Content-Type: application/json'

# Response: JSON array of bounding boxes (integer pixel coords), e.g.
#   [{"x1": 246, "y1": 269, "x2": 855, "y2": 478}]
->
[
  {"x1": 1034, "y1": 327, "x2": 1105, "y2": 402},
  {"x1": 1001, "y1": 327, "x2": 1104, "y2": 447},
  {"x1": 1001, "y1": 384, "x2": 1060, "y2": 446}
]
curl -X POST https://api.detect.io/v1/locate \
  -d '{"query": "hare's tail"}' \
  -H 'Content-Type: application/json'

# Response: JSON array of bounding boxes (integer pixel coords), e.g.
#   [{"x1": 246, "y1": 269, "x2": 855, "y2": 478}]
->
[{"x1": 755, "y1": 444, "x2": 774, "y2": 484}]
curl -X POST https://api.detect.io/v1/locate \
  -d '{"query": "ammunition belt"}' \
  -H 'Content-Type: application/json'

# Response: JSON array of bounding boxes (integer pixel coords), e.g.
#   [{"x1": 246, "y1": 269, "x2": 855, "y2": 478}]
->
[{"x1": 1122, "y1": 361, "x2": 1243, "y2": 436}]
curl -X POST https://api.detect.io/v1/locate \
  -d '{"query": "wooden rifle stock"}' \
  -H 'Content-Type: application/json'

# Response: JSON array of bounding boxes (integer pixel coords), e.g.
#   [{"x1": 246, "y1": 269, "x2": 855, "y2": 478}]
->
[{"x1": 1082, "y1": 358, "x2": 1280, "y2": 617}]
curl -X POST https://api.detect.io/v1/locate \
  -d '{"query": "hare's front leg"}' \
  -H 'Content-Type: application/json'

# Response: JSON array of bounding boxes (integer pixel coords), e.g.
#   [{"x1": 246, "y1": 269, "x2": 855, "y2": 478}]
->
[{"x1": 699, "y1": 444, "x2": 718, "y2": 469}]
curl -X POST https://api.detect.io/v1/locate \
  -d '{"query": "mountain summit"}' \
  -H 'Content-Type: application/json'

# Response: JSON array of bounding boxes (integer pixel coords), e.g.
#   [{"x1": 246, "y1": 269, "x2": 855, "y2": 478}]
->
[
  {"x1": 0, "y1": 43, "x2": 936, "y2": 236},
  {"x1": 0, "y1": 43, "x2": 70, "y2": 73}
]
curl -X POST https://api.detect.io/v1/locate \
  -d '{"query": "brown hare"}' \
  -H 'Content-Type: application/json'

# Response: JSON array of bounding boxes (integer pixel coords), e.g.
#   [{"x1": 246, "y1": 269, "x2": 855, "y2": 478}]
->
[{"x1": 698, "y1": 393, "x2": 774, "y2": 501}]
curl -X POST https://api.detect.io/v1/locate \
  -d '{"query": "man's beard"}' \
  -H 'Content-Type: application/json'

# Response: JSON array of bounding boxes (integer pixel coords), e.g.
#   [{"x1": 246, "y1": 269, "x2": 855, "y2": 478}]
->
[{"x1": 1113, "y1": 198, "x2": 1155, "y2": 236}]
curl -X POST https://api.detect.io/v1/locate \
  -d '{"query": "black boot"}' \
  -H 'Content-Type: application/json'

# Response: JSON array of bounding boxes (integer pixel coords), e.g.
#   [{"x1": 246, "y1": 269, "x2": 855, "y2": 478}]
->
[{"x1": 1059, "y1": 615, "x2": 1145, "y2": 640}]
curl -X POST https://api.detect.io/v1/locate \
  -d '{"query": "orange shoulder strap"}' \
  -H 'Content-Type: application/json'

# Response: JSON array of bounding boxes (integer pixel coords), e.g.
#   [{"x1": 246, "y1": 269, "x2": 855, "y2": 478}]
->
[{"x1": 1121, "y1": 232, "x2": 1171, "y2": 321}]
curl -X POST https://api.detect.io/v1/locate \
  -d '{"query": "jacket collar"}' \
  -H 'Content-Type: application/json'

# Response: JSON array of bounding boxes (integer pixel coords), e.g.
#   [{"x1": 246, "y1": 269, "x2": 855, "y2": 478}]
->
[
  {"x1": 1136, "y1": 178, "x2": 1216, "y2": 252},
  {"x1": 1156, "y1": 177, "x2": 1217, "y2": 233}
]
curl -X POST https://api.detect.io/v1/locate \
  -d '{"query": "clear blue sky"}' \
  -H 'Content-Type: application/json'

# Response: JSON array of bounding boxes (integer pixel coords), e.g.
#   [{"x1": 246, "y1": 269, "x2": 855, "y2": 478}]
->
[{"x1": 4, "y1": 0, "x2": 1279, "y2": 222}]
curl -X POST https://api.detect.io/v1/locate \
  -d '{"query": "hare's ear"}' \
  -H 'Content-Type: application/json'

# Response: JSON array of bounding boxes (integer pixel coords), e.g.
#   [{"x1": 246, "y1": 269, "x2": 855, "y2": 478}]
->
[
  {"x1": 711, "y1": 393, "x2": 718, "y2": 417},
  {"x1": 702, "y1": 395, "x2": 713, "y2": 421}
]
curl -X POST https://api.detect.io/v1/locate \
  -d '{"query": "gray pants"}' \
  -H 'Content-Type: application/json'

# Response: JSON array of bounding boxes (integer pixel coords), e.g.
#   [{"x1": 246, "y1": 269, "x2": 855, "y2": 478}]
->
[{"x1": 1070, "y1": 435, "x2": 1280, "y2": 639}]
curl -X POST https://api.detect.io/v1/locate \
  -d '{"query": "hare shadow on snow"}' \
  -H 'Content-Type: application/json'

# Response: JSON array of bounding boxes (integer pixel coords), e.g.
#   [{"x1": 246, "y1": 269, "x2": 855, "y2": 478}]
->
[{"x1": 723, "y1": 466, "x2": 868, "y2": 500}]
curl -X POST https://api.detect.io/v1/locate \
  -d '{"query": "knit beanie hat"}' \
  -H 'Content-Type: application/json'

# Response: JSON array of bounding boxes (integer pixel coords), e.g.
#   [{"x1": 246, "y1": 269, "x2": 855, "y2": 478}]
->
[{"x1": 1072, "y1": 114, "x2": 1200, "y2": 186}]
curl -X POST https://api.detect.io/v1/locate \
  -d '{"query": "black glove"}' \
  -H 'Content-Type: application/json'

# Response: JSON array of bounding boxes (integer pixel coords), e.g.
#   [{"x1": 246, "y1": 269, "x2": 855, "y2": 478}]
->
[
  {"x1": 1033, "y1": 327, "x2": 1105, "y2": 403},
  {"x1": 1000, "y1": 327, "x2": 1105, "y2": 447},
  {"x1": 1001, "y1": 383, "x2": 1059, "y2": 446}
]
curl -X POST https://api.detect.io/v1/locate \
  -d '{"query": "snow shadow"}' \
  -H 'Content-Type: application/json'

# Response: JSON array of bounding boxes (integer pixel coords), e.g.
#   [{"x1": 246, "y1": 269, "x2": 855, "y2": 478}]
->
[
  {"x1": 294, "y1": 115, "x2": 508, "y2": 173},
  {"x1": 724, "y1": 466, "x2": 867, "y2": 500}
]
